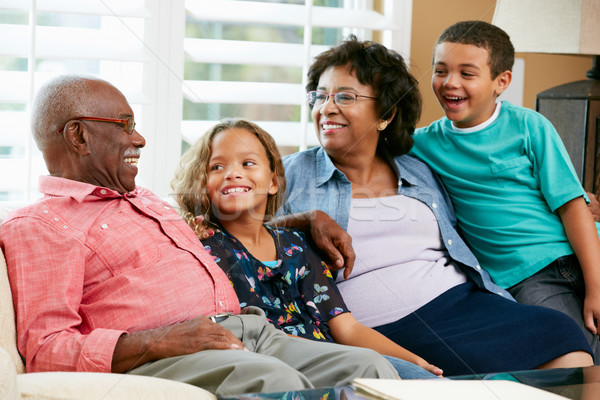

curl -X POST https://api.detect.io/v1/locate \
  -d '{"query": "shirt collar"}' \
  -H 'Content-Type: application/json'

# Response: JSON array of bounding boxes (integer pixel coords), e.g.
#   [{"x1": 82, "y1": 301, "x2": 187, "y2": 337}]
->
[
  {"x1": 38, "y1": 175, "x2": 138, "y2": 203},
  {"x1": 315, "y1": 147, "x2": 343, "y2": 187},
  {"x1": 314, "y1": 147, "x2": 419, "y2": 188},
  {"x1": 390, "y1": 155, "x2": 419, "y2": 187}
]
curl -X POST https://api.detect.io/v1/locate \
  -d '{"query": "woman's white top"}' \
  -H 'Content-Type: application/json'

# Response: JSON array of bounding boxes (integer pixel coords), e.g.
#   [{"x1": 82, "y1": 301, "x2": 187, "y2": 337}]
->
[{"x1": 337, "y1": 194, "x2": 467, "y2": 328}]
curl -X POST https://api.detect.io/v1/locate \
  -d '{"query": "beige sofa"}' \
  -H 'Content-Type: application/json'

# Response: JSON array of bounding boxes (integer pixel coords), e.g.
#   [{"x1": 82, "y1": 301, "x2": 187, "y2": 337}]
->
[{"x1": 0, "y1": 207, "x2": 216, "y2": 400}]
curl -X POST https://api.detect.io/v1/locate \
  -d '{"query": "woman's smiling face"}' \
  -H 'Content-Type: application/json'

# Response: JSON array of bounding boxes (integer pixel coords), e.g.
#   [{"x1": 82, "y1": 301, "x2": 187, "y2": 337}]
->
[{"x1": 312, "y1": 64, "x2": 381, "y2": 160}]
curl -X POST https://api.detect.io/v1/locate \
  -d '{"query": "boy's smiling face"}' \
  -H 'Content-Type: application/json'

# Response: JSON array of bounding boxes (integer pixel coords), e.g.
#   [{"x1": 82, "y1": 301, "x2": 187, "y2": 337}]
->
[{"x1": 432, "y1": 42, "x2": 511, "y2": 129}]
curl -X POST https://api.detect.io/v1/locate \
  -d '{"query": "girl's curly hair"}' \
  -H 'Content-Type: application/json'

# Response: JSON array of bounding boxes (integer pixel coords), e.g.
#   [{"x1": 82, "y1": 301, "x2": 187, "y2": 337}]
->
[{"x1": 171, "y1": 118, "x2": 286, "y2": 236}]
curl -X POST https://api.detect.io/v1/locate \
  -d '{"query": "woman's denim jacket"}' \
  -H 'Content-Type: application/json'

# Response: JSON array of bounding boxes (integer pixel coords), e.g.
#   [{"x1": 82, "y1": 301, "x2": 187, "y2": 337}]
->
[{"x1": 281, "y1": 146, "x2": 513, "y2": 300}]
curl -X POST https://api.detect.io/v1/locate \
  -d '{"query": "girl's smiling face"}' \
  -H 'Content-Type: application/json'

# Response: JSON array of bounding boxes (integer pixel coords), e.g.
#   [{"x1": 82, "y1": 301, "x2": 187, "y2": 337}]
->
[{"x1": 206, "y1": 128, "x2": 278, "y2": 222}]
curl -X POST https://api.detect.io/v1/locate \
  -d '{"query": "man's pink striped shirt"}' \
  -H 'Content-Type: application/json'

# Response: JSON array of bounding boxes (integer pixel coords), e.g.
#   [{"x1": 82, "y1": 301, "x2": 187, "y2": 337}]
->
[{"x1": 0, "y1": 176, "x2": 240, "y2": 373}]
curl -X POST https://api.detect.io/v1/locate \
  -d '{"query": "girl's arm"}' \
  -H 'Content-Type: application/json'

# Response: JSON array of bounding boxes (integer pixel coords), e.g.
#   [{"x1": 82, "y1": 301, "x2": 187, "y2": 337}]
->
[
  {"x1": 558, "y1": 196, "x2": 600, "y2": 334},
  {"x1": 297, "y1": 233, "x2": 441, "y2": 376},
  {"x1": 328, "y1": 313, "x2": 443, "y2": 376}
]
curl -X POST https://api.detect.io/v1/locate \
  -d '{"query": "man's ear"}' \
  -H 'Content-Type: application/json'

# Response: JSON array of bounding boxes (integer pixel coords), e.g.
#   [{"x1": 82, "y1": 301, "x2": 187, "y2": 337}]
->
[
  {"x1": 494, "y1": 70, "x2": 512, "y2": 97},
  {"x1": 62, "y1": 121, "x2": 90, "y2": 155}
]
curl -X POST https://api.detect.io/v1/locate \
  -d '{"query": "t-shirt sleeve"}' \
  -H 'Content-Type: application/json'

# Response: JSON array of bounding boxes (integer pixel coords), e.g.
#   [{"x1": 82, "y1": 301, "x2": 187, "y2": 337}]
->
[{"x1": 528, "y1": 114, "x2": 585, "y2": 211}]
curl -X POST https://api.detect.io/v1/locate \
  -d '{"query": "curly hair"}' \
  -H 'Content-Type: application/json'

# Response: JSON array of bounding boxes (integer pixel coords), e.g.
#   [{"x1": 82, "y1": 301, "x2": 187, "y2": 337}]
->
[
  {"x1": 435, "y1": 20, "x2": 515, "y2": 78},
  {"x1": 171, "y1": 118, "x2": 286, "y2": 236},
  {"x1": 307, "y1": 35, "x2": 422, "y2": 156}
]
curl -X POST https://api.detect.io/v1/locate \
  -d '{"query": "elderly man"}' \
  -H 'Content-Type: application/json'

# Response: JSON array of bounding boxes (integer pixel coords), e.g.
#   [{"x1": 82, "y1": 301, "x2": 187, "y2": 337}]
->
[{"x1": 0, "y1": 75, "x2": 397, "y2": 395}]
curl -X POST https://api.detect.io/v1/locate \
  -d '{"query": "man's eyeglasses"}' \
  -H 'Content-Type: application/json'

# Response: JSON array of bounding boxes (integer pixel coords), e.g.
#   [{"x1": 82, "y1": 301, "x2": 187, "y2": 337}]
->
[
  {"x1": 58, "y1": 116, "x2": 136, "y2": 135},
  {"x1": 307, "y1": 91, "x2": 377, "y2": 108}
]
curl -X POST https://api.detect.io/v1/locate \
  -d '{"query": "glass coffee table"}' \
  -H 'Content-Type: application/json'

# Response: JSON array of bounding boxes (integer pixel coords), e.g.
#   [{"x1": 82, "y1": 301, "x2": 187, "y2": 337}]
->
[{"x1": 220, "y1": 365, "x2": 600, "y2": 400}]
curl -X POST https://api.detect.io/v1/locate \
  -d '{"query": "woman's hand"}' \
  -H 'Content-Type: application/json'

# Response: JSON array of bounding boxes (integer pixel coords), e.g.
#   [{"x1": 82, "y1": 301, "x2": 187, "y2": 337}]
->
[
  {"x1": 270, "y1": 210, "x2": 356, "y2": 279},
  {"x1": 310, "y1": 210, "x2": 355, "y2": 279}
]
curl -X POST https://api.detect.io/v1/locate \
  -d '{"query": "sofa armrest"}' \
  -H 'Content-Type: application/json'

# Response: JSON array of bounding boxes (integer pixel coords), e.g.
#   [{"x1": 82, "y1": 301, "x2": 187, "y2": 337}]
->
[
  {"x1": 0, "y1": 347, "x2": 18, "y2": 400},
  {"x1": 17, "y1": 371, "x2": 217, "y2": 400}
]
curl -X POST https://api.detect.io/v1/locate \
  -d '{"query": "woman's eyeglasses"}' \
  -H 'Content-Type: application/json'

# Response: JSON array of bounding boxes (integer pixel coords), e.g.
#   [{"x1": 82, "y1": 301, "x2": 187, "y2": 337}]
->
[{"x1": 307, "y1": 91, "x2": 376, "y2": 108}]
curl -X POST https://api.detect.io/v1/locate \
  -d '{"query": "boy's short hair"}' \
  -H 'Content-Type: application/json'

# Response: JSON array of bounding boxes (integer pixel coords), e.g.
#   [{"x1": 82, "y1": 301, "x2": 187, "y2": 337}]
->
[{"x1": 435, "y1": 20, "x2": 514, "y2": 78}]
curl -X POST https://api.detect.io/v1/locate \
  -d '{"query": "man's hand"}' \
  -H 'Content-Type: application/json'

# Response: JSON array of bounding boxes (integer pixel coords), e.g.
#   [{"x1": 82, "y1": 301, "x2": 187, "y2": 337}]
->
[
  {"x1": 154, "y1": 316, "x2": 244, "y2": 354},
  {"x1": 111, "y1": 316, "x2": 244, "y2": 373},
  {"x1": 309, "y1": 210, "x2": 355, "y2": 279},
  {"x1": 587, "y1": 192, "x2": 600, "y2": 223}
]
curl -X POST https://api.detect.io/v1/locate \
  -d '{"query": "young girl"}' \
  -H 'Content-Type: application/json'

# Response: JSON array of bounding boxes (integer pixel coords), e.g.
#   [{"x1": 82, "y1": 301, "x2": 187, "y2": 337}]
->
[{"x1": 171, "y1": 118, "x2": 442, "y2": 378}]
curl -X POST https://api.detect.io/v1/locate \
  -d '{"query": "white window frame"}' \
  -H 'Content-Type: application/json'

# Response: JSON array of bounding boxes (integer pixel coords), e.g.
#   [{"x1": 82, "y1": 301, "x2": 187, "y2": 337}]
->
[
  {"x1": 0, "y1": 0, "x2": 412, "y2": 203},
  {"x1": 182, "y1": 0, "x2": 413, "y2": 154}
]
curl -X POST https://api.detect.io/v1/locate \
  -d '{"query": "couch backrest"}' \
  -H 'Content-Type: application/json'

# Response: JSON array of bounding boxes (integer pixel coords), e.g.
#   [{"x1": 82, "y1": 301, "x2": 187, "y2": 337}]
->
[{"x1": 0, "y1": 208, "x2": 26, "y2": 373}]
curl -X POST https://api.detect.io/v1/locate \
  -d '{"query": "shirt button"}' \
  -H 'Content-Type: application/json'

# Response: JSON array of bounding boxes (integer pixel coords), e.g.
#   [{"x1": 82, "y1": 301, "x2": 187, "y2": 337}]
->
[
  {"x1": 43, "y1": 209, "x2": 48, "y2": 214},
  {"x1": 476, "y1": 264, "x2": 482, "y2": 270},
  {"x1": 100, "y1": 189, "x2": 107, "y2": 195},
  {"x1": 219, "y1": 301, "x2": 224, "y2": 307},
  {"x1": 101, "y1": 224, "x2": 108, "y2": 229},
  {"x1": 447, "y1": 239, "x2": 453, "y2": 246},
  {"x1": 53, "y1": 217, "x2": 59, "y2": 221},
  {"x1": 163, "y1": 206, "x2": 170, "y2": 210},
  {"x1": 63, "y1": 225, "x2": 68, "y2": 229},
  {"x1": 432, "y1": 203, "x2": 438, "y2": 209}
]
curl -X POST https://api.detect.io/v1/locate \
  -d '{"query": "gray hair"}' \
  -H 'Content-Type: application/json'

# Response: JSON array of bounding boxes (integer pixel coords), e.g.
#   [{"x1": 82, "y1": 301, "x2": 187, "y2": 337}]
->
[{"x1": 31, "y1": 75, "x2": 97, "y2": 151}]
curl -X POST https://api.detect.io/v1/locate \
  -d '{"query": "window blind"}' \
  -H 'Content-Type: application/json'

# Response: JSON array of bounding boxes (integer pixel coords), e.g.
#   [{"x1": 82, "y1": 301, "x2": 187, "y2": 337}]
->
[
  {"x1": 182, "y1": 0, "x2": 412, "y2": 154},
  {"x1": 0, "y1": 0, "x2": 183, "y2": 201},
  {"x1": 0, "y1": 0, "x2": 411, "y2": 202}
]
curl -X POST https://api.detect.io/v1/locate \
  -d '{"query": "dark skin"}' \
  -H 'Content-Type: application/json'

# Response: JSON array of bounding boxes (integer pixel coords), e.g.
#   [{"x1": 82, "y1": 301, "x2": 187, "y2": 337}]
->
[
  {"x1": 587, "y1": 192, "x2": 600, "y2": 223},
  {"x1": 111, "y1": 316, "x2": 244, "y2": 372},
  {"x1": 46, "y1": 79, "x2": 245, "y2": 373}
]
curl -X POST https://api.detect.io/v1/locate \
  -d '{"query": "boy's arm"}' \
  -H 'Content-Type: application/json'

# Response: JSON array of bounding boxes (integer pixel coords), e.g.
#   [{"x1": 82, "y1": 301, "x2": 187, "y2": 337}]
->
[
  {"x1": 558, "y1": 196, "x2": 600, "y2": 334},
  {"x1": 328, "y1": 313, "x2": 442, "y2": 376}
]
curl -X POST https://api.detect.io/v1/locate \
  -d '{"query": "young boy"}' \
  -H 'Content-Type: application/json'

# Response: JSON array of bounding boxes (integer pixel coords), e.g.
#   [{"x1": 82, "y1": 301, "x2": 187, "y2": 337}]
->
[{"x1": 411, "y1": 20, "x2": 600, "y2": 362}]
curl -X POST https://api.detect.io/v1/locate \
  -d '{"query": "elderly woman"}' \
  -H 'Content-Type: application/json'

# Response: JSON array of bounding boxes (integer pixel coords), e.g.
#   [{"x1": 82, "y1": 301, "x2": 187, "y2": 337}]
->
[{"x1": 280, "y1": 36, "x2": 593, "y2": 376}]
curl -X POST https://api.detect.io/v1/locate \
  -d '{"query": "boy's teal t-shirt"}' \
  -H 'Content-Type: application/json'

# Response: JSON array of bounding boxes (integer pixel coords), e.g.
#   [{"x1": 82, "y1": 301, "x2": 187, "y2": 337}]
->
[{"x1": 412, "y1": 101, "x2": 586, "y2": 288}]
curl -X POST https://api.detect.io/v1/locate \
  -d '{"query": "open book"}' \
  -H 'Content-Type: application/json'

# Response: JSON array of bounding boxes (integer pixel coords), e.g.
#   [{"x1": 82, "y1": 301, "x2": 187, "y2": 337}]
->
[{"x1": 353, "y1": 378, "x2": 568, "y2": 400}]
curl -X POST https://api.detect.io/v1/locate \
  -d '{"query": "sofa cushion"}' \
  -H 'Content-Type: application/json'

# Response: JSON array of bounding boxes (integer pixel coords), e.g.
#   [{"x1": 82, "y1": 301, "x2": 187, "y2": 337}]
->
[{"x1": 17, "y1": 372, "x2": 216, "y2": 400}]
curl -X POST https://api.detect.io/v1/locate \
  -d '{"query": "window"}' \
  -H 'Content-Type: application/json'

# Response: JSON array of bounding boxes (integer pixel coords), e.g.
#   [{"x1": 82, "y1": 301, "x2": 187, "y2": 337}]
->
[
  {"x1": 182, "y1": 0, "x2": 413, "y2": 157},
  {"x1": 0, "y1": 0, "x2": 411, "y2": 202},
  {"x1": 0, "y1": 0, "x2": 183, "y2": 201}
]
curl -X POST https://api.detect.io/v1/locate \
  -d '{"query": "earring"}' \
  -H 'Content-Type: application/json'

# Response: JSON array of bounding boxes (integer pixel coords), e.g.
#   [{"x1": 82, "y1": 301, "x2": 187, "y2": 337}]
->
[{"x1": 377, "y1": 120, "x2": 388, "y2": 131}]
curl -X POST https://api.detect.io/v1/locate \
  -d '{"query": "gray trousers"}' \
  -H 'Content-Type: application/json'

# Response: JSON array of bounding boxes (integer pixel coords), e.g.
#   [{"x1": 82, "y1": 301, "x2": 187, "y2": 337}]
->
[
  {"x1": 127, "y1": 307, "x2": 398, "y2": 396},
  {"x1": 508, "y1": 255, "x2": 600, "y2": 363}
]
